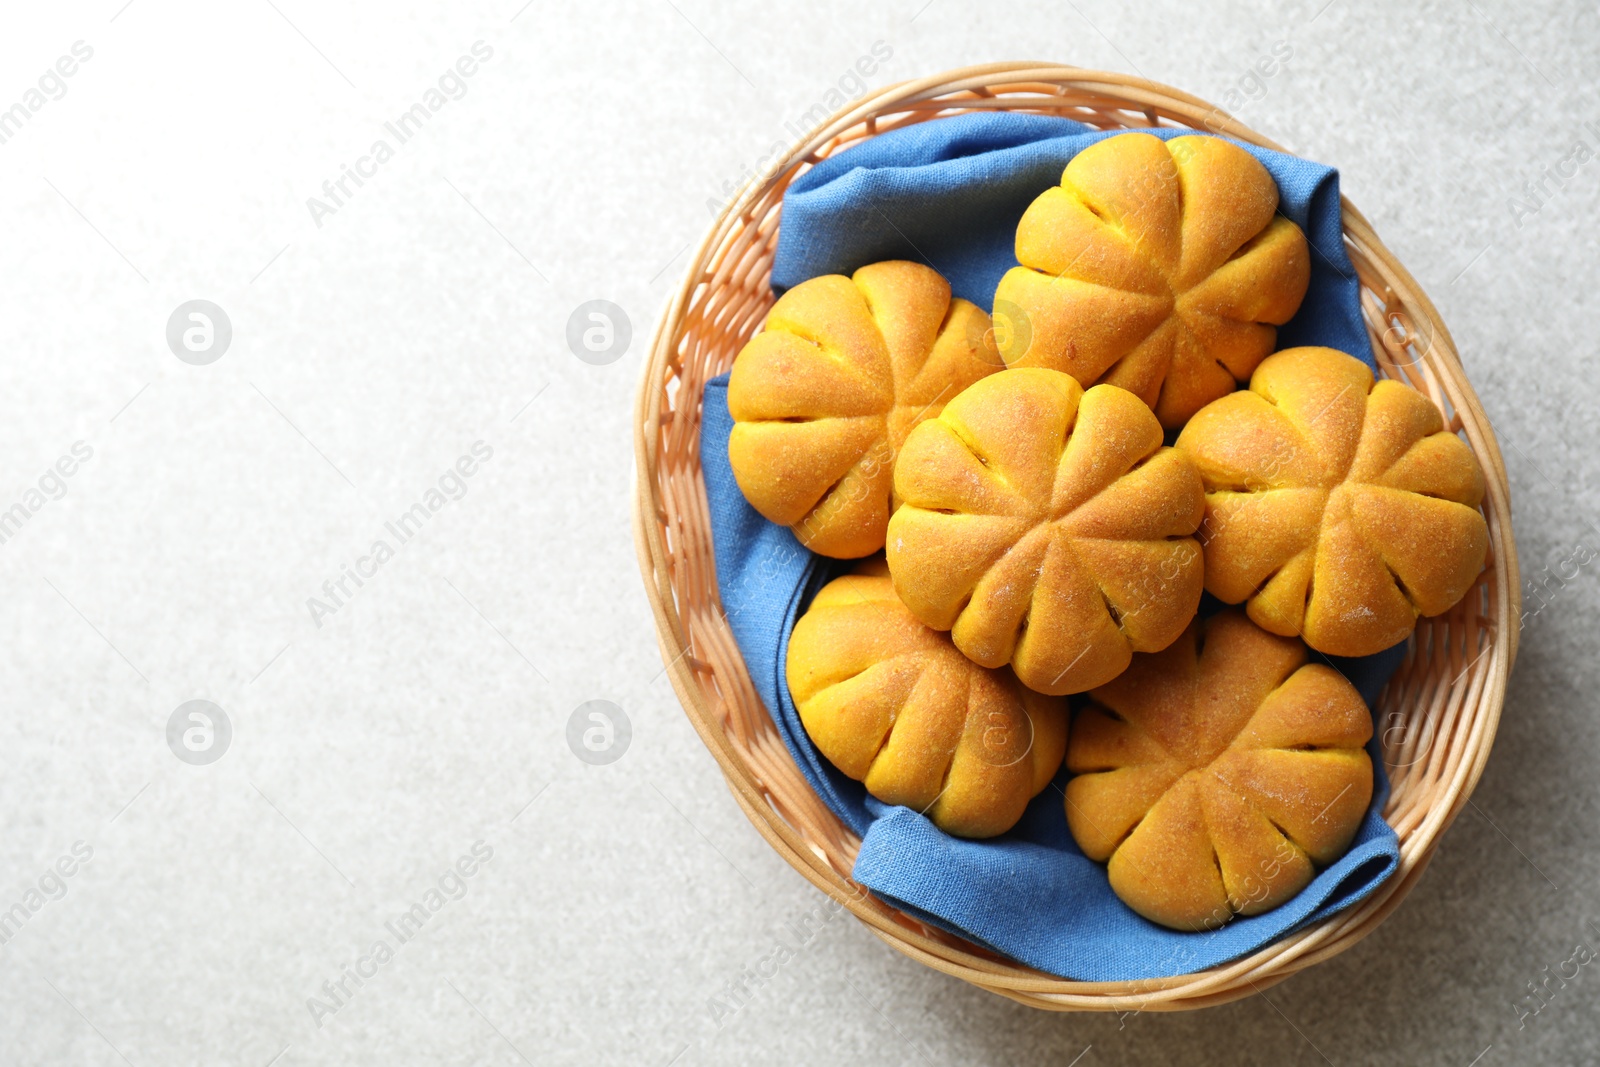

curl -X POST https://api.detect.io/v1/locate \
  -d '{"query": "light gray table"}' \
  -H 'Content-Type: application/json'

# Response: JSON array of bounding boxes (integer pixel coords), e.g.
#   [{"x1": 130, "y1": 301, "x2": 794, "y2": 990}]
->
[{"x1": 0, "y1": 1, "x2": 1593, "y2": 1063}]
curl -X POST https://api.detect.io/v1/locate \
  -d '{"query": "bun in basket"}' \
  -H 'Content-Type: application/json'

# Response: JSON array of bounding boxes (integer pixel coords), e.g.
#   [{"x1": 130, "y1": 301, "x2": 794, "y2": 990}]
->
[
  {"x1": 1065, "y1": 610, "x2": 1373, "y2": 930},
  {"x1": 728, "y1": 260, "x2": 1000, "y2": 558},
  {"x1": 786, "y1": 560, "x2": 1068, "y2": 838},
  {"x1": 886, "y1": 367, "x2": 1205, "y2": 696},
  {"x1": 993, "y1": 132, "x2": 1310, "y2": 428},
  {"x1": 1175, "y1": 346, "x2": 1489, "y2": 657}
]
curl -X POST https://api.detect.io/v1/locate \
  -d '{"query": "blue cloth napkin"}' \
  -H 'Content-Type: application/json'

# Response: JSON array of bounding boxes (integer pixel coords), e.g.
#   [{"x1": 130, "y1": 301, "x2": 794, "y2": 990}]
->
[{"x1": 702, "y1": 112, "x2": 1401, "y2": 981}]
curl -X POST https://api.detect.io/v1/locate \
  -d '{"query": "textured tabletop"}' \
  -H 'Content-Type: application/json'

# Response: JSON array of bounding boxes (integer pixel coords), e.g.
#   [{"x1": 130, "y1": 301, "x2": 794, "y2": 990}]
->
[{"x1": 0, "y1": 1, "x2": 1594, "y2": 1064}]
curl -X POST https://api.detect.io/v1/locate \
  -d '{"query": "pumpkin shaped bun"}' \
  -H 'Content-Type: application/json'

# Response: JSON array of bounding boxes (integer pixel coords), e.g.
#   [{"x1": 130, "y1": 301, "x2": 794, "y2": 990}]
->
[
  {"x1": 1175, "y1": 346, "x2": 1488, "y2": 657},
  {"x1": 1066, "y1": 610, "x2": 1374, "y2": 931},
  {"x1": 728, "y1": 260, "x2": 1000, "y2": 559},
  {"x1": 787, "y1": 560, "x2": 1068, "y2": 838},
  {"x1": 886, "y1": 367, "x2": 1205, "y2": 696},
  {"x1": 993, "y1": 132, "x2": 1311, "y2": 428}
]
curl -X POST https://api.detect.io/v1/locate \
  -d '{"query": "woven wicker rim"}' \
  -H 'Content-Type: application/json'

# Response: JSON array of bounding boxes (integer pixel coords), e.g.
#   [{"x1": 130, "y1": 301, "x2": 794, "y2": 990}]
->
[{"x1": 632, "y1": 63, "x2": 1519, "y2": 1012}]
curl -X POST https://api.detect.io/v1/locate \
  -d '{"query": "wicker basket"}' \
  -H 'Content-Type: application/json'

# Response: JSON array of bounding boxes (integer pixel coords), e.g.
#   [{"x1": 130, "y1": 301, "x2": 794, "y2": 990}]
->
[{"x1": 632, "y1": 63, "x2": 1518, "y2": 1011}]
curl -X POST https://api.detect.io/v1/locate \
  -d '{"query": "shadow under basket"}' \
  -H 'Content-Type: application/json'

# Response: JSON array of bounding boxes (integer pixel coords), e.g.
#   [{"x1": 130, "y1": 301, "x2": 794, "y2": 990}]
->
[{"x1": 631, "y1": 63, "x2": 1519, "y2": 1012}]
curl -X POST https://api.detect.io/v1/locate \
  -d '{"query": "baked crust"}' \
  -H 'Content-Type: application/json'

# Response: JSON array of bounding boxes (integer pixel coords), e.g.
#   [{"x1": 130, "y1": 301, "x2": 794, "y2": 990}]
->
[
  {"x1": 994, "y1": 132, "x2": 1310, "y2": 428},
  {"x1": 1065, "y1": 609, "x2": 1373, "y2": 930},
  {"x1": 729, "y1": 261, "x2": 1000, "y2": 558},
  {"x1": 887, "y1": 367, "x2": 1205, "y2": 695},
  {"x1": 787, "y1": 560, "x2": 1068, "y2": 838},
  {"x1": 1175, "y1": 346, "x2": 1489, "y2": 656}
]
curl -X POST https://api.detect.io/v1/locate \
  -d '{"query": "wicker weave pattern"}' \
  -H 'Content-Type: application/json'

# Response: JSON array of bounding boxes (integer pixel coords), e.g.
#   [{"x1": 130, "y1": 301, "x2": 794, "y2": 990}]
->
[{"x1": 632, "y1": 64, "x2": 1518, "y2": 1011}]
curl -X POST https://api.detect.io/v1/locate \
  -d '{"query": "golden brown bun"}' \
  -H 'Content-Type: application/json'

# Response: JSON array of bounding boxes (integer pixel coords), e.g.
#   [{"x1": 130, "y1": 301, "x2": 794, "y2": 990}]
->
[
  {"x1": 993, "y1": 132, "x2": 1310, "y2": 428},
  {"x1": 728, "y1": 261, "x2": 1001, "y2": 558},
  {"x1": 1065, "y1": 609, "x2": 1373, "y2": 931},
  {"x1": 1174, "y1": 346, "x2": 1489, "y2": 657},
  {"x1": 886, "y1": 367, "x2": 1205, "y2": 696},
  {"x1": 786, "y1": 559, "x2": 1068, "y2": 838}
]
